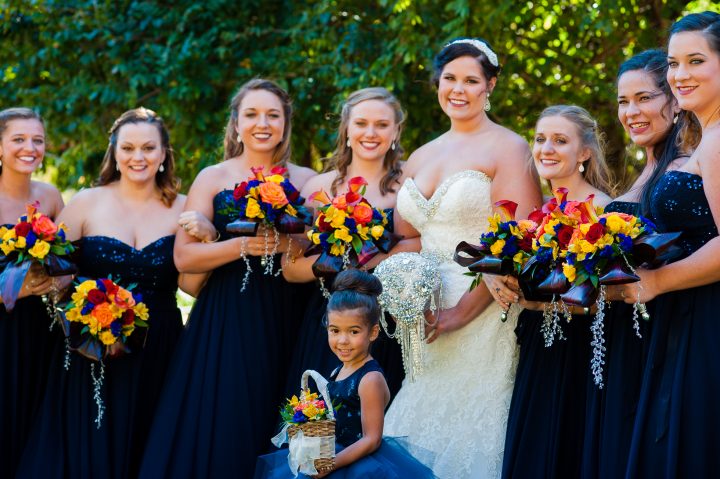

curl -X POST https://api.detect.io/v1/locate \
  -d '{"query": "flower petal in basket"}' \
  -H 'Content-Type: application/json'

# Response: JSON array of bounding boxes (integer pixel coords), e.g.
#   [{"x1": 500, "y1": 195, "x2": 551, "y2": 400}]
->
[
  {"x1": 536, "y1": 261, "x2": 569, "y2": 295},
  {"x1": 225, "y1": 218, "x2": 260, "y2": 236},
  {"x1": 560, "y1": 281, "x2": 599, "y2": 307},
  {"x1": 631, "y1": 231, "x2": 682, "y2": 265},
  {"x1": 598, "y1": 259, "x2": 640, "y2": 285}
]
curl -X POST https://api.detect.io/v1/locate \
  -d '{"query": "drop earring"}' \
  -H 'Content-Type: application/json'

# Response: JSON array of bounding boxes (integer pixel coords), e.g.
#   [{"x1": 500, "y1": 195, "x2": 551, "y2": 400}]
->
[
  {"x1": 346, "y1": 138, "x2": 351, "y2": 147},
  {"x1": 159, "y1": 163, "x2": 165, "y2": 173},
  {"x1": 0, "y1": 159, "x2": 3, "y2": 167},
  {"x1": 484, "y1": 96, "x2": 491, "y2": 112},
  {"x1": 579, "y1": 162, "x2": 585, "y2": 173},
  {"x1": 673, "y1": 113, "x2": 679, "y2": 125},
  {"x1": 116, "y1": 163, "x2": 120, "y2": 172},
  {"x1": 391, "y1": 141, "x2": 396, "y2": 151}
]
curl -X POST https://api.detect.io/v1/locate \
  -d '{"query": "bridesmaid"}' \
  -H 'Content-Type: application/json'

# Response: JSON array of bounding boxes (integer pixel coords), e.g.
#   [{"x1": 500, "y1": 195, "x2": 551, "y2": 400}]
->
[
  {"x1": 496, "y1": 105, "x2": 614, "y2": 479},
  {"x1": 138, "y1": 79, "x2": 316, "y2": 478},
  {"x1": 282, "y1": 87, "x2": 409, "y2": 401},
  {"x1": 0, "y1": 107, "x2": 64, "y2": 476},
  {"x1": 16, "y1": 107, "x2": 213, "y2": 479},
  {"x1": 581, "y1": 49, "x2": 686, "y2": 479},
  {"x1": 621, "y1": 11, "x2": 720, "y2": 477}
]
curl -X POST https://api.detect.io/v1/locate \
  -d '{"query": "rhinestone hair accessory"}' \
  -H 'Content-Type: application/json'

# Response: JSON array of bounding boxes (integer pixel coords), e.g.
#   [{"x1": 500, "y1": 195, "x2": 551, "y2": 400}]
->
[
  {"x1": 447, "y1": 39, "x2": 499, "y2": 67},
  {"x1": 374, "y1": 252, "x2": 441, "y2": 382}
]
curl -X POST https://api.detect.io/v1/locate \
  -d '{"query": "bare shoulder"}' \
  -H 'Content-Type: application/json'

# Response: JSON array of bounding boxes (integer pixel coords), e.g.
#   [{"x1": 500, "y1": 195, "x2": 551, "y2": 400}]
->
[
  {"x1": 65, "y1": 186, "x2": 103, "y2": 209},
  {"x1": 358, "y1": 370, "x2": 388, "y2": 391},
  {"x1": 30, "y1": 180, "x2": 64, "y2": 214},
  {"x1": 172, "y1": 193, "x2": 188, "y2": 212},
  {"x1": 187, "y1": 163, "x2": 227, "y2": 195},
  {"x1": 593, "y1": 191, "x2": 613, "y2": 208},
  {"x1": 403, "y1": 136, "x2": 446, "y2": 177},
  {"x1": 300, "y1": 170, "x2": 336, "y2": 196},
  {"x1": 287, "y1": 163, "x2": 318, "y2": 190}
]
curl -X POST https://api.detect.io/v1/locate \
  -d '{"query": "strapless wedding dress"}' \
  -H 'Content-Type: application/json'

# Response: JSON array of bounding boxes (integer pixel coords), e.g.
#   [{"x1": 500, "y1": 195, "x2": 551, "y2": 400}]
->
[{"x1": 384, "y1": 170, "x2": 519, "y2": 479}]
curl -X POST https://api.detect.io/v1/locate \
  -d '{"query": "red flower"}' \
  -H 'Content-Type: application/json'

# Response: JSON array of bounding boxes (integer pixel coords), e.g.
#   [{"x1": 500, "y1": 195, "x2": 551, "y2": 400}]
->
[
  {"x1": 518, "y1": 234, "x2": 533, "y2": 252},
  {"x1": 270, "y1": 166, "x2": 288, "y2": 176},
  {"x1": 233, "y1": 182, "x2": 248, "y2": 201},
  {"x1": 528, "y1": 209, "x2": 545, "y2": 225},
  {"x1": 100, "y1": 279, "x2": 119, "y2": 296},
  {"x1": 557, "y1": 225, "x2": 574, "y2": 249},
  {"x1": 345, "y1": 191, "x2": 361, "y2": 205},
  {"x1": 318, "y1": 215, "x2": 333, "y2": 233},
  {"x1": 494, "y1": 200, "x2": 518, "y2": 222},
  {"x1": 122, "y1": 308, "x2": 135, "y2": 325},
  {"x1": 87, "y1": 289, "x2": 108, "y2": 305},
  {"x1": 14, "y1": 221, "x2": 32, "y2": 237},
  {"x1": 585, "y1": 223, "x2": 605, "y2": 244},
  {"x1": 31, "y1": 215, "x2": 59, "y2": 240},
  {"x1": 348, "y1": 176, "x2": 368, "y2": 193}
]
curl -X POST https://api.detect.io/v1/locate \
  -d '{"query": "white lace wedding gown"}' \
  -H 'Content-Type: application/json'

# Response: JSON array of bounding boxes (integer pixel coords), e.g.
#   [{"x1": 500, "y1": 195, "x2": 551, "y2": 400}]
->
[{"x1": 384, "y1": 170, "x2": 519, "y2": 479}]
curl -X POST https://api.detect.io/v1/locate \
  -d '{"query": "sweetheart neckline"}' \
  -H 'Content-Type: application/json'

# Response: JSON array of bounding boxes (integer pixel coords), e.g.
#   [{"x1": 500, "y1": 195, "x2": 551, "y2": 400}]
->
[
  {"x1": 405, "y1": 169, "x2": 492, "y2": 204},
  {"x1": 82, "y1": 234, "x2": 174, "y2": 252}
]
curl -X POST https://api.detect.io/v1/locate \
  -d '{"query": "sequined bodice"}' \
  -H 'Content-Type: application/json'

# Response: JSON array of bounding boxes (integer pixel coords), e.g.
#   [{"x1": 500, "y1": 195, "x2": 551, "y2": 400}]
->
[
  {"x1": 397, "y1": 170, "x2": 493, "y2": 262},
  {"x1": 78, "y1": 235, "x2": 179, "y2": 309},
  {"x1": 605, "y1": 200, "x2": 638, "y2": 216},
  {"x1": 650, "y1": 171, "x2": 718, "y2": 257},
  {"x1": 328, "y1": 359, "x2": 384, "y2": 447}
]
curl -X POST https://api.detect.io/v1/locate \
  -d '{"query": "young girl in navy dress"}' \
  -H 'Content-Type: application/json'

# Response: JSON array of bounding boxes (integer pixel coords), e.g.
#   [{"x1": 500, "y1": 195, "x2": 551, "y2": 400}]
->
[{"x1": 255, "y1": 269, "x2": 435, "y2": 478}]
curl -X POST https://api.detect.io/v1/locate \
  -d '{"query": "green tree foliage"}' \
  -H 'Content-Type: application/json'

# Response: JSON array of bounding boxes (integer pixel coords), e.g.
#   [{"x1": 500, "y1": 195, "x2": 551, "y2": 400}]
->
[{"x1": 0, "y1": 0, "x2": 708, "y2": 193}]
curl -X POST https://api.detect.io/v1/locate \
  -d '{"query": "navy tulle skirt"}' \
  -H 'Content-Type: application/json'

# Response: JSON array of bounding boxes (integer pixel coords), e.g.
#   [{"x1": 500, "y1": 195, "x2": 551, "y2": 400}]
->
[{"x1": 254, "y1": 438, "x2": 436, "y2": 478}]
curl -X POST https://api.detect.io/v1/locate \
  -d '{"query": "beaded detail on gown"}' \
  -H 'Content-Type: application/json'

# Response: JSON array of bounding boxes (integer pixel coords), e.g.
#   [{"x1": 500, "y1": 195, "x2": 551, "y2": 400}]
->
[
  {"x1": 383, "y1": 171, "x2": 519, "y2": 478},
  {"x1": 626, "y1": 171, "x2": 720, "y2": 478},
  {"x1": 16, "y1": 235, "x2": 183, "y2": 479},
  {"x1": 139, "y1": 190, "x2": 302, "y2": 478}
]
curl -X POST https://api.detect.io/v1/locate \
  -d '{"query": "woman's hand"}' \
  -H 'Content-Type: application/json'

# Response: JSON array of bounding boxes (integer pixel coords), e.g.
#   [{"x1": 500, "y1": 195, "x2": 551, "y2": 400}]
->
[
  {"x1": 237, "y1": 226, "x2": 281, "y2": 257},
  {"x1": 18, "y1": 263, "x2": 53, "y2": 298},
  {"x1": 483, "y1": 274, "x2": 520, "y2": 310},
  {"x1": 617, "y1": 268, "x2": 661, "y2": 304},
  {"x1": 424, "y1": 306, "x2": 471, "y2": 344},
  {"x1": 178, "y1": 211, "x2": 218, "y2": 243}
]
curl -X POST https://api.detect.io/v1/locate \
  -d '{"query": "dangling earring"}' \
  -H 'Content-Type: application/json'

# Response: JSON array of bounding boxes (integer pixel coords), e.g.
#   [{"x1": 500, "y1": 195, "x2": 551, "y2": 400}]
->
[
  {"x1": 484, "y1": 96, "x2": 491, "y2": 112},
  {"x1": 116, "y1": 163, "x2": 120, "y2": 172},
  {"x1": 391, "y1": 141, "x2": 396, "y2": 151},
  {"x1": 579, "y1": 162, "x2": 585, "y2": 173},
  {"x1": 159, "y1": 163, "x2": 165, "y2": 173},
  {"x1": 0, "y1": 159, "x2": 3, "y2": 167},
  {"x1": 673, "y1": 113, "x2": 679, "y2": 125},
  {"x1": 346, "y1": 138, "x2": 351, "y2": 147}
]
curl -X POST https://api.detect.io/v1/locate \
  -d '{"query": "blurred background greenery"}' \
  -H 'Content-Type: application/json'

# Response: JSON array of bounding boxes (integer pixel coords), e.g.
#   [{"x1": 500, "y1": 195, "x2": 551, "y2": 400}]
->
[{"x1": 2, "y1": 0, "x2": 718, "y2": 195}]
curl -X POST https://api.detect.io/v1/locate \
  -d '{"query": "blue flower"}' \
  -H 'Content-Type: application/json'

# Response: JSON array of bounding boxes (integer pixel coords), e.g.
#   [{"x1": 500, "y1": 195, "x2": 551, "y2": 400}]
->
[
  {"x1": 57, "y1": 229, "x2": 66, "y2": 241},
  {"x1": 639, "y1": 216, "x2": 656, "y2": 233},
  {"x1": 25, "y1": 231, "x2": 37, "y2": 247},
  {"x1": 502, "y1": 237, "x2": 519, "y2": 256},
  {"x1": 344, "y1": 217, "x2": 357, "y2": 230},
  {"x1": 81, "y1": 303, "x2": 94, "y2": 315},
  {"x1": 110, "y1": 320, "x2": 123, "y2": 336},
  {"x1": 536, "y1": 247, "x2": 554, "y2": 264},
  {"x1": 292, "y1": 411, "x2": 307, "y2": 423},
  {"x1": 618, "y1": 234, "x2": 633, "y2": 252},
  {"x1": 599, "y1": 217, "x2": 607, "y2": 225},
  {"x1": 96, "y1": 280, "x2": 106, "y2": 292},
  {"x1": 599, "y1": 245, "x2": 614, "y2": 258}
]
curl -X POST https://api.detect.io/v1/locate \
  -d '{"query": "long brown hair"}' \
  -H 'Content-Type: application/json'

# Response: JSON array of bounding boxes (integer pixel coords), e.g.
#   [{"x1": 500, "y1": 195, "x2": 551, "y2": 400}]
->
[
  {"x1": 537, "y1": 105, "x2": 616, "y2": 197},
  {"x1": 95, "y1": 107, "x2": 179, "y2": 207},
  {"x1": 0, "y1": 107, "x2": 45, "y2": 175},
  {"x1": 327, "y1": 87, "x2": 405, "y2": 196},
  {"x1": 223, "y1": 79, "x2": 292, "y2": 167}
]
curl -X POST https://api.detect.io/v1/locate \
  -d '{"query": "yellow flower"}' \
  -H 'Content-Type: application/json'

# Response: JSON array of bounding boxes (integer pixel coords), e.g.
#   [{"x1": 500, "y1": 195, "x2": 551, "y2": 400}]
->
[
  {"x1": 302, "y1": 403, "x2": 319, "y2": 419},
  {"x1": 110, "y1": 303, "x2": 123, "y2": 319},
  {"x1": 87, "y1": 316, "x2": 100, "y2": 335},
  {"x1": 285, "y1": 204, "x2": 297, "y2": 217},
  {"x1": 325, "y1": 207, "x2": 347, "y2": 229},
  {"x1": 330, "y1": 243, "x2": 345, "y2": 256},
  {"x1": 245, "y1": 198, "x2": 264, "y2": 219},
  {"x1": 266, "y1": 174, "x2": 285, "y2": 184},
  {"x1": 580, "y1": 223, "x2": 591, "y2": 235},
  {"x1": 28, "y1": 240, "x2": 50, "y2": 259},
  {"x1": 356, "y1": 224, "x2": 369, "y2": 240},
  {"x1": 513, "y1": 251, "x2": 526, "y2": 266},
  {"x1": 0, "y1": 241, "x2": 15, "y2": 255},
  {"x1": 2, "y1": 228, "x2": 16, "y2": 241},
  {"x1": 579, "y1": 240, "x2": 597, "y2": 254},
  {"x1": 487, "y1": 214, "x2": 499, "y2": 234},
  {"x1": 122, "y1": 325, "x2": 135, "y2": 337},
  {"x1": 334, "y1": 227, "x2": 352, "y2": 243},
  {"x1": 289, "y1": 395, "x2": 299, "y2": 407},
  {"x1": 311, "y1": 233, "x2": 321, "y2": 245},
  {"x1": 0, "y1": 226, "x2": 7, "y2": 238},
  {"x1": 15, "y1": 236, "x2": 27, "y2": 249},
  {"x1": 563, "y1": 263, "x2": 577, "y2": 283},
  {"x1": 77, "y1": 280, "x2": 97, "y2": 294},
  {"x1": 66, "y1": 307, "x2": 83, "y2": 322},
  {"x1": 370, "y1": 225, "x2": 384, "y2": 240},
  {"x1": 544, "y1": 219, "x2": 559, "y2": 235},
  {"x1": 99, "y1": 330, "x2": 117, "y2": 345},
  {"x1": 490, "y1": 239, "x2": 505, "y2": 256},
  {"x1": 133, "y1": 302, "x2": 149, "y2": 321},
  {"x1": 604, "y1": 214, "x2": 626, "y2": 235},
  {"x1": 71, "y1": 291, "x2": 86, "y2": 307}
]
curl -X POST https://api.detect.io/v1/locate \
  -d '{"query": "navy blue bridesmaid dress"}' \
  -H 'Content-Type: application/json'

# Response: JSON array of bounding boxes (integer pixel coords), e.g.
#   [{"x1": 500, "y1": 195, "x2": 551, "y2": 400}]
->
[
  {"x1": 283, "y1": 209, "x2": 405, "y2": 402},
  {"x1": 16, "y1": 235, "x2": 183, "y2": 479},
  {"x1": 581, "y1": 200, "x2": 653, "y2": 479},
  {"x1": 138, "y1": 190, "x2": 303, "y2": 478},
  {"x1": 0, "y1": 247, "x2": 56, "y2": 477},
  {"x1": 501, "y1": 307, "x2": 593, "y2": 479},
  {"x1": 625, "y1": 171, "x2": 720, "y2": 478},
  {"x1": 256, "y1": 359, "x2": 435, "y2": 478}
]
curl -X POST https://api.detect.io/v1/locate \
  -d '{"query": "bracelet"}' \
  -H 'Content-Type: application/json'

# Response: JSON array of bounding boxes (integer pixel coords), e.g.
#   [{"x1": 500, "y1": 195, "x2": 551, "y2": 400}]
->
[{"x1": 202, "y1": 231, "x2": 221, "y2": 243}]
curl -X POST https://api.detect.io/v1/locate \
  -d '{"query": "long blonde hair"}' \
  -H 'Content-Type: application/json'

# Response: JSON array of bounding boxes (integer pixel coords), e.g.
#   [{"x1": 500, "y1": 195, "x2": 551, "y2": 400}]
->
[{"x1": 327, "y1": 87, "x2": 405, "y2": 195}]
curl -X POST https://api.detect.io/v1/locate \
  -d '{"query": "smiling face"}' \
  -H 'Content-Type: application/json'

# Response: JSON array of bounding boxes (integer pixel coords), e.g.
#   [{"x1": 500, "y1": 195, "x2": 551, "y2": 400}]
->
[
  {"x1": 0, "y1": 118, "x2": 45, "y2": 175},
  {"x1": 346, "y1": 99, "x2": 398, "y2": 163},
  {"x1": 667, "y1": 31, "x2": 720, "y2": 120},
  {"x1": 617, "y1": 69, "x2": 676, "y2": 148},
  {"x1": 114, "y1": 122, "x2": 165, "y2": 182},
  {"x1": 235, "y1": 89, "x2": 285, "y2": 155},
  {"x1": 327, "y1": 308, "x2": 379, "y2": 366},
  {"x1": 437, "y1": 55, "x2": 495, "y2": 122},
  {"x1": 532, "y1": 115, "x2": 589, "y2": 182}
]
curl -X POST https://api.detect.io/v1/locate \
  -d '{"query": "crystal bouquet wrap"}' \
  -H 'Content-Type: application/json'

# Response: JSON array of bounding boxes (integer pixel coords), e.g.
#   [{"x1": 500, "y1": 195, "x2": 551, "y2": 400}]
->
[
  {"x1": 0, "y1": 202, "x2": 77, "y2": 310},
  {"x1": 374, "y1": 252, "x2": 441, "y2": 382},
  {"x1": 272, "y1": 370, "x2": 336, "y2": 475}
]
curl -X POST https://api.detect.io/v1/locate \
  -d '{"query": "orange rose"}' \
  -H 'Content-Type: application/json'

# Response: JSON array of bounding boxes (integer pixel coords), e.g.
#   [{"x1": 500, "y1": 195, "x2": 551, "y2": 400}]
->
[
  {"x1": 258, "y1": 181, "x2": 289, "y2": 208},
  {"x1": 332, "y1": 194, "x2": 347, "y2": 210},
  {"x1": 352, "y1": 203, "x2": 373, "y2": 225},
  {"x1": 92, "y1": 303, "x2": 115, "y2": 328},
  {"x1": 31, "y1": 215, "x2": 58, "y2": 240}
]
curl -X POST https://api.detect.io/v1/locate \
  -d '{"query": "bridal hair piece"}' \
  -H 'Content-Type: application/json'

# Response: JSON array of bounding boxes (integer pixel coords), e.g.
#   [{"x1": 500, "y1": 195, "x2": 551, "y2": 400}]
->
[
  {"x1": 446, "y1": 39, "x2": 499, "y2": 67},
  {"x1": 374, "y1": 252, "x2": 441, "y2": 382}
]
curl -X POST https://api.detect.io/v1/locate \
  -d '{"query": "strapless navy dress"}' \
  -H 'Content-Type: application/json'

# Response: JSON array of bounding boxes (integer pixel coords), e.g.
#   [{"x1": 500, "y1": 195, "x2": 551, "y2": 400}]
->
[
  {"x1": 16, "y1": 235, "x2": 183, "y2": 479},
  {"x1": 626, "y1": 171, "x2": 720, "y2": 478}
]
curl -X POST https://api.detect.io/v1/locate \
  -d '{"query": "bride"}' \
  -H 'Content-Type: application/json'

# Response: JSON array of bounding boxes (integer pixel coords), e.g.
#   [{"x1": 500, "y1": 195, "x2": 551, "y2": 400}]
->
[{"x1": 383, "y1": 38, "x2": 542, "y2": 478}]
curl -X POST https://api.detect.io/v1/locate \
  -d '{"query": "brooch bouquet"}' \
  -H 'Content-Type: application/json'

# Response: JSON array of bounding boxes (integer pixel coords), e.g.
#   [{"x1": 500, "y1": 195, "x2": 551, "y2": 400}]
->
[
  {"x1": 304, "y1": 176, "x2": 399, "y2": 295},
  {"x1": 0, "y1": 202, "x2": 77, "y2": 310},
  {"x1": 272, "y1": 370, "x2": 336, "y2": 475},
  {"x1": 219, "y1": 166, "x2": 311, "y2": 286},
  {"x1": 58, "y1": 277, "x2": 149, "y2": 427}
]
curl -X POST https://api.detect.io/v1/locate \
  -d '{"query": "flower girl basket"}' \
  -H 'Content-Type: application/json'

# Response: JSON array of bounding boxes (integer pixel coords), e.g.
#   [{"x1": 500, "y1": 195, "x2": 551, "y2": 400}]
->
[{"x1": 272, "y1": 369, "x2": 336, "y2": 475}]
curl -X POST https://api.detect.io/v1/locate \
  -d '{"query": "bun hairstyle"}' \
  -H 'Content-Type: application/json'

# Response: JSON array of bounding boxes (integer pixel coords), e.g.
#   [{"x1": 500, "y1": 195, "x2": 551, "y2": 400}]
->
[
  {"x1": 327, "y1": 269, "x2": 383, "y2": 327},
  {"x1": 0, "y1": 107, "x2": 45, "y2": 175},
  {"x1": 432, "y1": 37, "x2": 501, "y2": 87}
]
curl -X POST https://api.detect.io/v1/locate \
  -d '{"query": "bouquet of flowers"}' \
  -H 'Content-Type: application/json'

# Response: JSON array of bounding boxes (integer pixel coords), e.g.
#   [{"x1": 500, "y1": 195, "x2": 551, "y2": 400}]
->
[
  {"x1": 0, "y1": 202, "x2": 77, "y2": 310},
  {"x1": 272, "y1": 370, "x2": 336, "y2": 475},
  {"x1": 58, "y1": 277, "x2": 149, "y2": 427},
  {"x1": 219, "y1": 166, "x2": 311, "y2": 285},
  {"x1": 304, "y1": 177, "x2": 399, "y2": 295}
]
